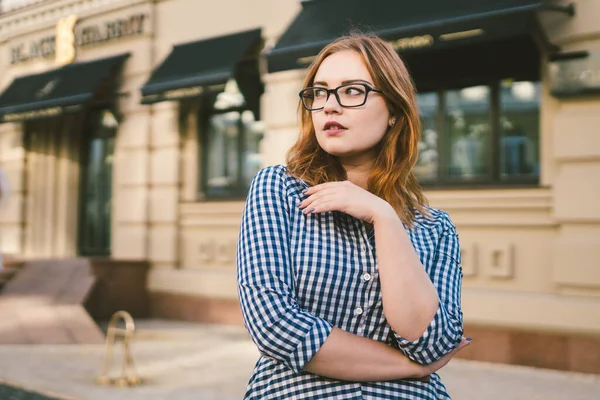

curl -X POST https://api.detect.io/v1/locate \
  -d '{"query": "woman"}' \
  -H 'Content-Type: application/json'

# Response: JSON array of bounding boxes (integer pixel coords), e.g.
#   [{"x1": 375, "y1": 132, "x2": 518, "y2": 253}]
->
[{"x1": 237, "y1": 33, "x2": 469, "y2": 400}]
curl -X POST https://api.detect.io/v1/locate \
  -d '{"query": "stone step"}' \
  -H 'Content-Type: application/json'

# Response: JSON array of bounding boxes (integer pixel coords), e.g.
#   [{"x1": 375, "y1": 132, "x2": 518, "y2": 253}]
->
[{"x1": 0, "y1": 258, "x2": 105, "y2": 345}]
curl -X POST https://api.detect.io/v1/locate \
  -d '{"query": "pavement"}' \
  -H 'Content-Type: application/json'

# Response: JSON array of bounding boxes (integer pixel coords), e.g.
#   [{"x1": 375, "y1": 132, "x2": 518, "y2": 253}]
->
[{"x1": 0, "y1": 320, "x2": 598, "y2": 400}]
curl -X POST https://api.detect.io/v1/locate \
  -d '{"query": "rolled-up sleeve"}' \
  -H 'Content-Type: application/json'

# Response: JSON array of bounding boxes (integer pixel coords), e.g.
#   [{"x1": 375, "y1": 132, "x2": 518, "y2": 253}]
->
[
  {"x1": 394, "y1": 213, "x2": 464, "y2": 364},
  {"x1": 236, "y1": 166, "x2": 333, "y2": 374}
]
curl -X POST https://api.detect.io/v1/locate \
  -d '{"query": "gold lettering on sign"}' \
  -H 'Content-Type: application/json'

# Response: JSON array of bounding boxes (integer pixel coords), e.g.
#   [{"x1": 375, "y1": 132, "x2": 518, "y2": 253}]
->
[
  {"x1": 197, "y1": 239, "x2": 237, "y2": 266},
  {"x1": 55, "y1": 15, "x2": 78, "y2": 66},
  {"x1": 164, "y1": 86, "x2": 204, "y2": 100},
  {"x1": 389, "y1": 34, "x2": 434, "y2": 51},
  {"x1": 3, "y1": 107, "x2": 63, "y2": 122},
  {"x1": 439, "y1": 29, "x2": 484, "y2": 42},
  {"x1": 297, "y1": 55, "x2": 317, "y2": 65}
]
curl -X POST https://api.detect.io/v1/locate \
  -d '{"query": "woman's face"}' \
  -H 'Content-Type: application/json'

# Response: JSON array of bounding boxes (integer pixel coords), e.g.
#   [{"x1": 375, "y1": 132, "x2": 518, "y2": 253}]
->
[{"x1": 310, "y1": 50, "x2": 390, "y2": 163}]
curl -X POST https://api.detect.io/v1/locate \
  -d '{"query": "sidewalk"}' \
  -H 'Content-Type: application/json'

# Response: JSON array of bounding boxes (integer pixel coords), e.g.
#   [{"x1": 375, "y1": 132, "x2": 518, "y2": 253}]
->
[{"x1": 0, "y1": 320, "x2": 598, "y2": 400}]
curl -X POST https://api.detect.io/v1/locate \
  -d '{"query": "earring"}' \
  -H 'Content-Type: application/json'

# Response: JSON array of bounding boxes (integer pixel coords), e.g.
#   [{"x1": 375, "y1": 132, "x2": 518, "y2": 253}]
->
[{"x1": 389, "y1": 117, "x2": 396, "y2": 127}]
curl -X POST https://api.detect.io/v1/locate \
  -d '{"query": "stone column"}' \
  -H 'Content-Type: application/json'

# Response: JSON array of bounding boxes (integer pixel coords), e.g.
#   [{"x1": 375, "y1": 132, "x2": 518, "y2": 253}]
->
[
  {"x1": 148, "y1": 101, "x2": 180, "y2": 270},
  {"x1": 545, "y1": 0, "x2": 600, "y2": 305},
  {"x1": 260, "y1": 69, "x2": 305, "y2": 167},
  {"x1": 112, "y1": 108, "x2": 151, "y2": 260}
]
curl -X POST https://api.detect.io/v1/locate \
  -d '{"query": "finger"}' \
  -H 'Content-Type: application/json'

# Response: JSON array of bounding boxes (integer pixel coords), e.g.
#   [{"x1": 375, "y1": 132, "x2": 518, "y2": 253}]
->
[
  {"x1": 304, "y1": 182, "x2": 342, "y2": 196},
  {"x1": 299, "y1": 189, "x2": 336, "y2": 209},
  {"x1": 455, "y1": 337, "x2": 472, "y2": 352},
  {"x1": 298, "y1": 190, "x2": 335, "y2": 209},
  {"x1": 303, "y1": 199, "x2": 336, "y2": 215}
]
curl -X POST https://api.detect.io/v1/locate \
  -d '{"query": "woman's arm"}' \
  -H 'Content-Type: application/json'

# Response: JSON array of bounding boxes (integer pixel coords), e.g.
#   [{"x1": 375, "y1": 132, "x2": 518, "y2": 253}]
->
[
  {"x1": 238, "y1": 167, "x2": 441, "y2": 381},
  {"x1": 298, "y1": 180, "x2": 464, "y2": 364},
  {"x1": 305, "y1": 329, "x2": 471, "y2": 381},
  {"x1": 304, "y1": 327, "x2": 424, "y2": 381},
  {"x1": 372, "y1": 205, "x2": 440, "y2": 342},
  {"x1": 375, "y1": 207, "x2": 464, "y2": 364}
]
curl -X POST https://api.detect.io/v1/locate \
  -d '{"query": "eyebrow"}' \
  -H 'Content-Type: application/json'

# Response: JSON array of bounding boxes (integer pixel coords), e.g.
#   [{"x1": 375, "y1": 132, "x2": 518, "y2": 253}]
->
[{"x1": 312, "y1": 79, "x2": 374, "y2": 87}]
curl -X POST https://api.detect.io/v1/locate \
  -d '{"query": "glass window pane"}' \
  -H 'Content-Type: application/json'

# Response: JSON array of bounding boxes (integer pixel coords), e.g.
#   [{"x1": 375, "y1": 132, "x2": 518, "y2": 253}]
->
[
  {"x1": 499, "y1": 80, "x2": 541, "y2": 180},
  {"x1": 205, "y1": 111, "x2": 241, "y2": 196},
  {"x1": 446, "y1": 86, "x2": 491, "y2": 180},
  {"x1": 415, "y1": 92, "x2": 439, "y2": 182}
]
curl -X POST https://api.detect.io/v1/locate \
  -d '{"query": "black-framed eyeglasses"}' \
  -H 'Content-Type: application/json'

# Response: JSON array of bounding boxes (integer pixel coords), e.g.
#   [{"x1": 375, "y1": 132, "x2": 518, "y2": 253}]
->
[{"x1": 299, "y1": 83, "x2": 383, "y2": 111}]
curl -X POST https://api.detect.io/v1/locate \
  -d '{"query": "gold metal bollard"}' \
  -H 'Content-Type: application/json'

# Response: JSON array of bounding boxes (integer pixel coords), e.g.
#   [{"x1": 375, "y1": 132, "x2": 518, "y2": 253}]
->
[{"x1": 97, "y1": 310, "x2": 142, "y2": 387}]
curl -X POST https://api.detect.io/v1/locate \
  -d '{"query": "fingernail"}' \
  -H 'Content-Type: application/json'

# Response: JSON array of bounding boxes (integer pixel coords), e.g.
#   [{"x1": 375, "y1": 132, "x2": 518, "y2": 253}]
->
[
  {"x1": 466, "y1": 337, "x2": 472, "y2": 341},
  {"x1": 302, "y1": 189, "x2": 308, "y2": 195},
  {"x1": 309, "y1": 208, "x2": 316, "y2": 213}
]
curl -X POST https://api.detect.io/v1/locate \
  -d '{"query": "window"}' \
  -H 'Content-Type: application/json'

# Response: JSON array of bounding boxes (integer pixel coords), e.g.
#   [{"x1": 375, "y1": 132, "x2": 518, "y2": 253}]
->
[
  {"x1": 200, "y1": 79, "x2": 263, "y2": 199},
  {"x1": 414, "y1": 80, "x2": 541, "y2": 186}
]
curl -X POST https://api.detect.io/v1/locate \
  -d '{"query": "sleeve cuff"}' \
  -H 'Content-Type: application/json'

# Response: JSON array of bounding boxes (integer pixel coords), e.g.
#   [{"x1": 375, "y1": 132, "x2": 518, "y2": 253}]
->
[
  {"x1": 284, "y1": 316, "x2": 334, "y2": 373},
  {"x1": 394, "y1": 307, "x2": 463, "y2": 364}
]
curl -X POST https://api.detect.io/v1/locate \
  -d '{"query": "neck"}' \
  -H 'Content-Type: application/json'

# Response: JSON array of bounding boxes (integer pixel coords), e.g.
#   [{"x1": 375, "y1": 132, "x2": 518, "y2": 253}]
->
[{"x1": 340, "y1": 158, "x2": 375, "y2": 190}]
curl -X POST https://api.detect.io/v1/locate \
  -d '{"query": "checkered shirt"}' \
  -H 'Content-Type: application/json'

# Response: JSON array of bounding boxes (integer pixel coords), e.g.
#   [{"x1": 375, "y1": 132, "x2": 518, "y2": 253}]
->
[{"x1": 237, "y1": 165, "x2": 464, "y2": 399}]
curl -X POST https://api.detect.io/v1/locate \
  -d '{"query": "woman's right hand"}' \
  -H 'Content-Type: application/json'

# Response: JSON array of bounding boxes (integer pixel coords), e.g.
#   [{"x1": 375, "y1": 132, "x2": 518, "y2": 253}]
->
[{"x1": 411, "y1": 337, "x2": 472, "y2": 381}]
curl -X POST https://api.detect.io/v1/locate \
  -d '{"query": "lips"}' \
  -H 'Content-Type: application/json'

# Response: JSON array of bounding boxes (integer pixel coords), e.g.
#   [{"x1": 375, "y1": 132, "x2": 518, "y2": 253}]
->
[{"x1": 323, "y1": 121, "x2": 347, "y2": 130}]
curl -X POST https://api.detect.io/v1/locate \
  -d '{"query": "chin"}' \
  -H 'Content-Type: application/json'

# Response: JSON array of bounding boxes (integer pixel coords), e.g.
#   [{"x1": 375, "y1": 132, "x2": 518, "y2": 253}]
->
[{"x1": 319, "y1": 142, "x2": 352, "y2": 157}]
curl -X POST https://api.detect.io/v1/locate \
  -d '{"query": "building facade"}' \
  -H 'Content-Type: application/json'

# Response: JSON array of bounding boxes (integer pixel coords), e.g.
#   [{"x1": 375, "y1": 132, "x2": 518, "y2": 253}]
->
[{"x1": 0, "y1": 0, "x2": 598, "y2": 372}]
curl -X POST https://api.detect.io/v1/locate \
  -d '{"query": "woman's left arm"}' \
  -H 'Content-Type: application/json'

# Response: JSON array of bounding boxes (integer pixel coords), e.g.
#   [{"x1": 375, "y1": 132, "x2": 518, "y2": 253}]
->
[
  {"x1": 301, "y1": 181, "x2": 464, "y2": 364},
  {"x1": 374, "y1": 209, "x2": 464, "y2": 364}
]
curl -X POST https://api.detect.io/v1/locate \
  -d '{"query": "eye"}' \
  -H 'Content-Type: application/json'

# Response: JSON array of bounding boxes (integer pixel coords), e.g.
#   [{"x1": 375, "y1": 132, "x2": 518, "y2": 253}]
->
[
  {"x1": 343, "y1": 85, "x2": 366, "y2": 96},
  {"x1": 313, "y1": 88, "x2": 327, "y2": 98}
]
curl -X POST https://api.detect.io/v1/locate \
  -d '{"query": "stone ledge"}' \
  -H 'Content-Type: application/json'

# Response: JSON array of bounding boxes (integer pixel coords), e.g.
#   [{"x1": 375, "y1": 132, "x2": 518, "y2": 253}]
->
[{"x1": 459, "y1": 324, "x2": 600, "y2": 374}]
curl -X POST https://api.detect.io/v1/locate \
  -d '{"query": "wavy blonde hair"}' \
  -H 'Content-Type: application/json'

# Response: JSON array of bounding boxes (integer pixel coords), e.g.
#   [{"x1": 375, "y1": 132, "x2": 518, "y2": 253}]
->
[{"x1": 286, "y1": 33, "x2": 428, "y2": 227}]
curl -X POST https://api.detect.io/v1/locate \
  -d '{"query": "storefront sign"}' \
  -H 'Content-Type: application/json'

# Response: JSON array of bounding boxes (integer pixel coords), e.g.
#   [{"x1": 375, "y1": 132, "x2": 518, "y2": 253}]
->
[
  {"x1": 549, "y1": 52, "x2": 600, "y2": 98},
  {"x1": 296, "y1": 33, "x2": 435, "y2": 66},
  {"x1": 1, "y1": 104, "x2": 83, "y2": 122},
  {"x1": 10, "y1": 13, "x2": 147, "y2": 65},
  {"x1": 389, "y1": 34, "x2": 434, "y2": 51}
]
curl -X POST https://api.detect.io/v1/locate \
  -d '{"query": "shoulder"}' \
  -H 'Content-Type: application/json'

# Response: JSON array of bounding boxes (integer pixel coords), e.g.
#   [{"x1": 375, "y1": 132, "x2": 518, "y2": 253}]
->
[
  {"x1": 250, "y1": 165, "x2": 308, "y2": 199},
  {"x1": 412, "y1": 205, "x2": 457, "y2": 235}
]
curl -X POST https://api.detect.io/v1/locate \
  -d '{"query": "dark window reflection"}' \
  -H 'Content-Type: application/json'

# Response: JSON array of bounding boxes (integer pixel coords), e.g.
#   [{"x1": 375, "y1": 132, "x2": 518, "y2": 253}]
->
[
  {"x1": 415, "y1": 92, "x2": 438, "y2": 182},
  {"x1": 446, "y1": 86, "x2": 491, "y2": 180},
  {"x1": 499, "y1": 80, "x2": 541, "y2": 179},
  {"x1": 203, "y1": 79, "x2": 263, "y2": 198}
]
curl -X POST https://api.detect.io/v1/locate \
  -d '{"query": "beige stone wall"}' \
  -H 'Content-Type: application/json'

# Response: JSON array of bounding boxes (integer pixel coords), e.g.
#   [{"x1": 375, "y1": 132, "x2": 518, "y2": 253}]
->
[
  {"x1": 0, "y1": 0, "x2": 157, "y2": 260},
  {"x1": 149, "y1": 0, "x2": 301, "y2": 298}
]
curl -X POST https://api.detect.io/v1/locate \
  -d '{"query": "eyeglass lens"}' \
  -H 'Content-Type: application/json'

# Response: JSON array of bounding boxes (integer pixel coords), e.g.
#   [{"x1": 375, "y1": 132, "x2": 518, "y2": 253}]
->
[{"x1": 301, "y1": 84, "x2": 370, "y2": 110}]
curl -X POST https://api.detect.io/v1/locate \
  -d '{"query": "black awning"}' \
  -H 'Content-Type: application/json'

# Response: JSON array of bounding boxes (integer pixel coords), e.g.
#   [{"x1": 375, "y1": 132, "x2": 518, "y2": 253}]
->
[
  {"x1": 267, "y1": 0, "x2": 553, "y2": 80},
  {"x1": 141, "y1": 28, "x2": 262, "y2": 104},
  {"x1": 0, "y1": 54, "x2": 129, "y2": 122}
]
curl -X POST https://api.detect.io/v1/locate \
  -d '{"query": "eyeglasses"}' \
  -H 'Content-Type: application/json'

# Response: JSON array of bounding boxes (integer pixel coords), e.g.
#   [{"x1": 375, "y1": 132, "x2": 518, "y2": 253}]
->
[{"x1": 299, "y1": 83, "x2": 383, "y2": 111}]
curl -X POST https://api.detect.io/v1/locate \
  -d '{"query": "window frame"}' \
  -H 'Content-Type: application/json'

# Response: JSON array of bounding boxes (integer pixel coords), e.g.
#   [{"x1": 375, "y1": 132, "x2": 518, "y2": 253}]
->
[
  {"x1": 197, "y1": 93, "x2": 266, "y2": 201},
  {"x1": 417, "y1": 80, "x2": 541, "y2": 189}
]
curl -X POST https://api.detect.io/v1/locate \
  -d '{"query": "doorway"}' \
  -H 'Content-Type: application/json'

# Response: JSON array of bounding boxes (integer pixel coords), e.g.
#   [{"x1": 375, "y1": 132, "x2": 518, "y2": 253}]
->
[{"x1": 78, "y1": 109, "x2": 117, "y2": 257}]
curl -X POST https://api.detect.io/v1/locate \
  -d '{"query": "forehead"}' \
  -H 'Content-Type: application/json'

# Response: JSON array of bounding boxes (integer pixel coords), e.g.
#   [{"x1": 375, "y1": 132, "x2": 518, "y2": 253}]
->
[{"x1": 313, "y1": 50, "x2": 373, "y2": 85}]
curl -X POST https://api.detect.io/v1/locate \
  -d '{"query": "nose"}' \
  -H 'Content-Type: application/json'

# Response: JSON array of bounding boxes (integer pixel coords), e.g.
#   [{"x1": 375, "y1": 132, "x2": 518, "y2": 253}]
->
[{"x1": 323, "y1": 91, "x2": 342, "y2": 114}]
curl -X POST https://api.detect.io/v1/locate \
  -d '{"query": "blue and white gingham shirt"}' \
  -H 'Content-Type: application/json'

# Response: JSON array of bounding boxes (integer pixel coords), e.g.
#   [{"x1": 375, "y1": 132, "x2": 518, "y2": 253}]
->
[{"x1": 237, "y1": 165, "x2": 464, "y2": 400}]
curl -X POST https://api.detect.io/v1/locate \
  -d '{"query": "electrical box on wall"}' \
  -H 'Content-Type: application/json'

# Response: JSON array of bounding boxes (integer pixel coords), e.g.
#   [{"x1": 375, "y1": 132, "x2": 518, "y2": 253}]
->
[{"x1": 485, "y1": 243, "x2": 515, "y2": 279}]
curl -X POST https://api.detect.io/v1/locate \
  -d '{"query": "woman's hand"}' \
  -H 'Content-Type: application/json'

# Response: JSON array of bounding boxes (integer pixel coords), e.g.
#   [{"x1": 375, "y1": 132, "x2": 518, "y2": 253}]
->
[
  {"x1": 414, "y1": 337, "x2": 472, "y2": 380},
  {"x1": 299, "y1": 181, "x2": 395, "y2": 224}
]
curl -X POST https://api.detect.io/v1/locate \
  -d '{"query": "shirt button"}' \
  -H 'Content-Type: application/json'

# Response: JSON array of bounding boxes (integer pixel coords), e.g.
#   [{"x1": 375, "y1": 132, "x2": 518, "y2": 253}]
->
[
  {"x1": 360, "y1": 244, "x2": 367, "y2": 252},
  {"x1": 354, "y1": 307, "x2": 363, "y2": 316},
  {"x1": 362, "y1": 273, "x2": 372, "y2": 282}
]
